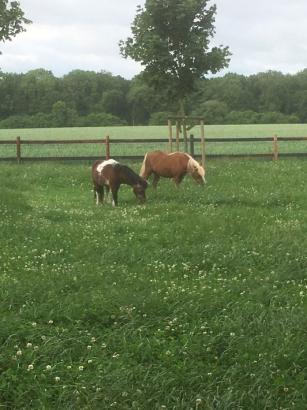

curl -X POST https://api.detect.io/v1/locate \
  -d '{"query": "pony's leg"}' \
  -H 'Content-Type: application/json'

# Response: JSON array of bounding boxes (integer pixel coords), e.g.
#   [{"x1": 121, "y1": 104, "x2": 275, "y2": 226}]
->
[
  {"x1": 152, "y1": 173, "x2": 160, "y2": 189},
  {"x1": 110, "y1": 184, "x2": 119, "y2": 207},
  {"x1": 105, "y1": 185, "x2": 110, "y2": 203},
  {"x1": 96, "y1": 186, "x2": 104, "y2": 205},
  {"x1": 93, "y1": 187, "x2": 101, "y2": 205},
  {"x1": 173, "y1": 175, "x2": 184, "y2": 187}
]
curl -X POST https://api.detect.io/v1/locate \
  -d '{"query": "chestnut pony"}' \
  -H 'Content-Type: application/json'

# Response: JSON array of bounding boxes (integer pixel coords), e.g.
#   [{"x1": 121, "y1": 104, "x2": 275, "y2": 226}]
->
[
  {"x1": 140, "y1": 151, "x2": 206, "y2": 188},
  {"x1": 92, "y1": 159, "x2": 148, "y2": 206}
]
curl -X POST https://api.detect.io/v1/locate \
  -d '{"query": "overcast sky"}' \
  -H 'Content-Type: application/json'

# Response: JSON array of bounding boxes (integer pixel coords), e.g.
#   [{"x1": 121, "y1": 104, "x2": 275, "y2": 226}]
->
[{"x1": 1, "y1": 0, "x2": 307, "y2": 79}]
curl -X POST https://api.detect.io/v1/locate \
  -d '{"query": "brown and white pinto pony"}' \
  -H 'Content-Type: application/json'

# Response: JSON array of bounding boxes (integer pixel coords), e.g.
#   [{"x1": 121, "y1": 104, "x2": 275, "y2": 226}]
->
[
  {"x1": 92, "y1": 159, "x2": 148, "y2": 206},
  {"x1": 140, "y1": 151, "x2": 206, "y2": 188}
]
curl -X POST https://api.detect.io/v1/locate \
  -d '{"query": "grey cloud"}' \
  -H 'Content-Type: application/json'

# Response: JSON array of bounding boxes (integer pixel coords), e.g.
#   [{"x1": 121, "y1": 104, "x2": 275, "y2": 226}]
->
[{"x1": 1, "y1": 0, "x2": 307, "y2": 78}]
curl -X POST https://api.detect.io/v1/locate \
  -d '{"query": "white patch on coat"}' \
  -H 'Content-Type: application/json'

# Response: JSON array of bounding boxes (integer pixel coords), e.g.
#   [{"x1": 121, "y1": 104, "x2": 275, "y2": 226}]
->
[{"x1": 96, "y1": 159, "x2": 118, "y2": 174}]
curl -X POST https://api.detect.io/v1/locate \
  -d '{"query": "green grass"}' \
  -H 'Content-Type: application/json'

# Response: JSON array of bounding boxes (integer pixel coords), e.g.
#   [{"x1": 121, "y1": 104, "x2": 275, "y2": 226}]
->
[
  {"x1": 1, "y1": 159, "x2": 307, "y2": 409},
  {"x1": 1, "y1": 124, "x2": 307, "y2": 159}
]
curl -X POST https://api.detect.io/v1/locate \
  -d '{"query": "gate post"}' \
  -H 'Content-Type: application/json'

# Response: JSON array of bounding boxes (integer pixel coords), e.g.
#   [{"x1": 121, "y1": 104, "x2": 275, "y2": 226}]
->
[
  {"x1": 200, "y1": 120, "x2": 205, "y2": 166},
  {"x1": 273, "y1": 135, "x2": 278, "y2": 161},
  {"x1": 189, "y1": 134, "x2": 195, "y2": 157},
  {"x1": 105, "y1": 135, "x2": 110, "y2": 160},
  {"x1": 16, "y1": 136, "x2": 21, "y2": 164},
  {"x1": 168, "y1": 119, "x2": 173, "y2": 153}
]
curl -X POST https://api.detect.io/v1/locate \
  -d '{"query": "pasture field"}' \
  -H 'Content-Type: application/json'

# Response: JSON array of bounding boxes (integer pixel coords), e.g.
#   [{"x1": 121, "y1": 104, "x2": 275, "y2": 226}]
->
[
  {"x1": 1, "y1": 159, "x2": 307, "y2": 409},
  {"x1": 1, "y1": 124, "x2": 307, "y2": 158}
]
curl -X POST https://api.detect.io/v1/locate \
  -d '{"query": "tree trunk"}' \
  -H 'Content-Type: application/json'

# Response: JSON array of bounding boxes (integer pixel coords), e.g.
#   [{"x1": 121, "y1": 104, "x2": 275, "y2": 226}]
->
[{"x1": 178, "y1": 99, "x2": 185, "y2": 117}]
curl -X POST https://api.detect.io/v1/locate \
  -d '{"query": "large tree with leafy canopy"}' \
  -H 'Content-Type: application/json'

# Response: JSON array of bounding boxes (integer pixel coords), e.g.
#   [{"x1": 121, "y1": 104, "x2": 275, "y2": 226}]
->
[
  {"x1": 0, "y1": 0, "x2": 31, "y2": 53},
  {"x1": 119, "y1": 0, "x2": 231, "y2": 115}
]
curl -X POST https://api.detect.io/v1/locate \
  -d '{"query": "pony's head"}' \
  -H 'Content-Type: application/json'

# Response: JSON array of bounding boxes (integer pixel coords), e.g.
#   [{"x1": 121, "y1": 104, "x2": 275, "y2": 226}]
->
[
  {"x1": 133, "y1": 177, "x2": 148, "y2": 203},
  {"x1": 187, "y1": 157, "x2": 206, "y2": 185}
]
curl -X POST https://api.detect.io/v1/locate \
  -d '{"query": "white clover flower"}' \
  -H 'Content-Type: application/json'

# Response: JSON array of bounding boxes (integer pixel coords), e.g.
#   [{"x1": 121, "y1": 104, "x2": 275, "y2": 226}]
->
[
  {"x1": 48, "y1": 320, "x2": 54, "y2": 324},
  {"x1": 87, "y1": 359, "x2": 93, "y2": 364},
  {"x1": 27, "y1": 364, "x2": 34, "y2": 371},
  {"x1": 26, "y1": 343, "x2": 32, "y2": 348},
  {"x1": 55, "y1": 376, "x2": 60, "y2": 382},
  {"x1": 46, "y1": 365, "x2": 52, "y2": 371},
  {"x1": 67, "y1": 365, "x2": 72, "y2": 370},
  {"x1": 16, "y1": 350, "x2": 22, "y2": 356},
  {"x1": 31, "y1": 322, "x2": 37, "y2": 327},
  {"x1": 79, "y1": 366, "x2": 84, "y2": 371},
  {"x1": 87, "y1": 345, "x2": 92, "y2": 350}
]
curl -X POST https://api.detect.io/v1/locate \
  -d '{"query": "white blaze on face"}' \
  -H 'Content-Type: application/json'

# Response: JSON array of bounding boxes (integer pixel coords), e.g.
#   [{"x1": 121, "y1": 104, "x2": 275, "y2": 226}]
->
[{"x1": 96, "y1": 159, "x2": 118, "y2": 174}]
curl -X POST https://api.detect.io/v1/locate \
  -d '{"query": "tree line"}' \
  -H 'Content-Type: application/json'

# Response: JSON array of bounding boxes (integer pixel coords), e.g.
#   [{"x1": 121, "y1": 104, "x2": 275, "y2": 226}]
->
[{"x1": 0, "y1": 67, "x2": 306, "y2": 128}]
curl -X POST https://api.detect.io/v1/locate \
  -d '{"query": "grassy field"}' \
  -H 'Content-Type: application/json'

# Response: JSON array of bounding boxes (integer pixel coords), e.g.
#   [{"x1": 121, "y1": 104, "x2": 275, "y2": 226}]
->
[
  {"x1": 1, "y1": 159, "x2": 307, "y2": 409},
  {"x1": 1, "y1": 124, "x2": 307, "y2": 159}
]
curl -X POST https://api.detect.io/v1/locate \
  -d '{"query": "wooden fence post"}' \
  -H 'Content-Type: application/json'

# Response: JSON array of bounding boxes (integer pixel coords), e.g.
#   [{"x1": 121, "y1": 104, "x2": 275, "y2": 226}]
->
[
  {"x1": 183, "y1": 118, "x2": 188, "y2": 153},
  {"x1": 200, "y1": 120, "x2": 205, "y2": 166},
  {"x1": 189, "y1": 134, "x2": 194, "y2": 157},
  {"x1": 273, "y1": 134, "x2": 278, "y2": 161},
  {"x1": 168, "y1": 119, "x2": 173, "y2": 153},
  {"x1": 16, "y1": 136, "x2": 21, "y2": 163},
  {"x1": 176, "y1": 121, "x2": 180, "y2": 151},
  {"x1": 105, "y1": 135, "x2": 110, "y2": 160}
]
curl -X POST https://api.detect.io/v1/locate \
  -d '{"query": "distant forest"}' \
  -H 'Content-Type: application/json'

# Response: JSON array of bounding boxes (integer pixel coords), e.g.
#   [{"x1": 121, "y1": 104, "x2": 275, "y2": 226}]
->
[{"x1": 0, "y1": 68, "x2": 307, "y2": 128}]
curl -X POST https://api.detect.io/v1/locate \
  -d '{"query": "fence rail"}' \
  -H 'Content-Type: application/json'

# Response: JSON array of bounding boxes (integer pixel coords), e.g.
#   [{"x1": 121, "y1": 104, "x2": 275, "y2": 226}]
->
[{"x1": 1, "y1": 135, "x2": 307, "y2": 163}]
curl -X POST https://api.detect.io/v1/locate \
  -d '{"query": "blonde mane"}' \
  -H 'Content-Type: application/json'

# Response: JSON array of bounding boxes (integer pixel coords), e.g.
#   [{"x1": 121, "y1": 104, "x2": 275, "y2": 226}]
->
[{"x1": 186, "y1": 155, "x2": 205, "y2": 178}]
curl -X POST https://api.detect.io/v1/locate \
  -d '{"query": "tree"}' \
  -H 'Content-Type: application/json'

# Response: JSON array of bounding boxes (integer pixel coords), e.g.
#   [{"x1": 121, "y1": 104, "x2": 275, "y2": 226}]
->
[
  {"x1": 119, "y1": 0, "x2": 230, "y2": 114},
  {"x1": 0, "y1": 0, "x2": 31, "y2": 52},
  {"x1": 52, "y1": 101, "x2": 78, "y2": 127},
  {"x1": 193, "y1": 99, "x2": 228, "y2": 124},
  {"x1": 100, "y1": 89, "x2": 127, "y2": 119}
]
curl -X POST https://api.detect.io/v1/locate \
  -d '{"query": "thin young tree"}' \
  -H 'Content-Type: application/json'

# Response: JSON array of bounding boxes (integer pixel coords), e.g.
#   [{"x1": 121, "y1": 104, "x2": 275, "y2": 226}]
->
[
  {"x1": 119, "y1": 0, "x2": 231, "y2": 115},
  {"x1": 0, "y1": 0, "x2": 31, "y2": 53}
]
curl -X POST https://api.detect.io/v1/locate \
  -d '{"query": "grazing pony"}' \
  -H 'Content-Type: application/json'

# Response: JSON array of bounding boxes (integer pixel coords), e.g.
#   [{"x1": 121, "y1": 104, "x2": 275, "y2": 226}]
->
[
  {"x1": 140, "y1": 151, "x2": 206, "y2": 188},
  {"x1": 92, "y1": 159, "x2": 148, "y2": 206}
]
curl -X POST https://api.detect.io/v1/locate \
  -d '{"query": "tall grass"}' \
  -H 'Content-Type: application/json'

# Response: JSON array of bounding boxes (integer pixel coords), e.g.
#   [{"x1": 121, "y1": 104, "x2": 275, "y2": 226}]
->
[{"x1": 1, "y1": 160, "x2": 307, "y2": 408}]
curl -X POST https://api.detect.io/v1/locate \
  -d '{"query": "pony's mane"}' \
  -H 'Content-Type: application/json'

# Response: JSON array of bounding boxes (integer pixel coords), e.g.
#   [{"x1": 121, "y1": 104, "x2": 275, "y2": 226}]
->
[
  {"x1": 120, "y1": 164, "x2": 148, "y2": 187},
  {"x1": 186, "y1": 155, "x2": 205, "y2": 177}
]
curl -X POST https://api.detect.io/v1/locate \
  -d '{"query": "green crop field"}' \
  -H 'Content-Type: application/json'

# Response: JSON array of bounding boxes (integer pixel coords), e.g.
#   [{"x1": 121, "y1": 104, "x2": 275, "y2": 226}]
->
[
  {"x1": 1, "y1": 158, "x2": 307, "y2": 409},
  {"x1": 1, "y1": 124, "x2": 307, "y2": 159}
]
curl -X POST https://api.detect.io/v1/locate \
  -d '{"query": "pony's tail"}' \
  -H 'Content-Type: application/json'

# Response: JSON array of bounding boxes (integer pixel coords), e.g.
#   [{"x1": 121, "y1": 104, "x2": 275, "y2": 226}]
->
[{"x1": 140, "y1": 153, "x2": 148, "y2": 178}]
